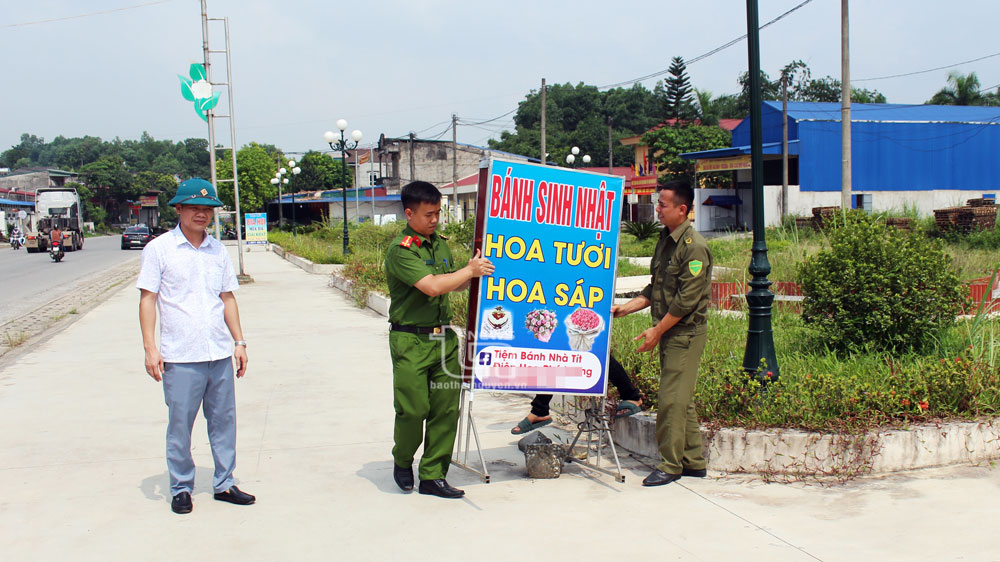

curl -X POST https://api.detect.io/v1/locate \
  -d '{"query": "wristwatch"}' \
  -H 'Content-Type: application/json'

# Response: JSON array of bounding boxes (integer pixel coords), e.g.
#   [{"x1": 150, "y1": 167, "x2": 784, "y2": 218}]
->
[{"x1": 234, "y1": 340, "x2": 247, "y2": 347}]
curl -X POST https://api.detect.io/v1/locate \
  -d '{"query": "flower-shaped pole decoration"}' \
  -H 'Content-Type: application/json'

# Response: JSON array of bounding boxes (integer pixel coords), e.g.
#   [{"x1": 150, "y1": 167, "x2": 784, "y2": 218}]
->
[{"x1": 178, "y1": 63, "x2": 221, "y2": 122}]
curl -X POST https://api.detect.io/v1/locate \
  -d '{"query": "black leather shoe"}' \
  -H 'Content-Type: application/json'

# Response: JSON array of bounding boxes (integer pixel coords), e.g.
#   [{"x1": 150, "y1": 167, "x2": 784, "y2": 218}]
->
[
  {"x1": 682, "y1": 467, "x2": 707, "y2": 478},
  {"x1": 393, "y1": 464, "x2": 414, "y2": 492},
  {"x1": 213, "y1": 485, "x2": 255, "y2": 505},
  {"x1": 642, "y1": 470, "x2": 682, "y2": 487},
  {"x1": 418, "y1": 479, "x2": 465, "y2": 499},
  {"x1": 171, "y1": 492, "x2": 192, "y2": 514}
]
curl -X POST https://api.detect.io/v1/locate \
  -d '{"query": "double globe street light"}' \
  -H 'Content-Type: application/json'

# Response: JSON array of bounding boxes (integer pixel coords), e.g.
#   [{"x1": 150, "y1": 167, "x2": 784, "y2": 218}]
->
[
  {"x1": 565, "y1": 146, "x2": 591, "y2": 167},
  {"x1": 323, "y1": 120, "x2": 363, "y2": 255},
  {"x1": 270, "y1": 162, "x2": 301, "y2": 234}
]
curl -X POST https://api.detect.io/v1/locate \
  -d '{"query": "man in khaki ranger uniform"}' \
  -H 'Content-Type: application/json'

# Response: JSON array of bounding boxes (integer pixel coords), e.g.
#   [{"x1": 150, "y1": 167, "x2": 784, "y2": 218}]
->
[
  {"x1": 384, "y1": 181, "x2": 494, "y2": 499},
  {"x1": 612, "y1": 179, "x2": 713, "y2": 487}
]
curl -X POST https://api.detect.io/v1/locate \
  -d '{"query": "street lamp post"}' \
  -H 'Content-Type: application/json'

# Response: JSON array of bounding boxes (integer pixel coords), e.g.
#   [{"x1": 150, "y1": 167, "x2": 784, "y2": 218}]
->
[
  {"x1": 742, "y1": 0, "x2": 779, "y2": 381},
  {"x1": 269, "y1": 170, "x2": 284, "y2": 227},
  {"x1": 564, "y1": 146, "x2": 591, "y2": 167},
  {"x1": 286, "y1": 160, "x2": 301, "y2": 235},
  {"x1": 324, "y1": 121, "x2": 363, "y2": 255}
]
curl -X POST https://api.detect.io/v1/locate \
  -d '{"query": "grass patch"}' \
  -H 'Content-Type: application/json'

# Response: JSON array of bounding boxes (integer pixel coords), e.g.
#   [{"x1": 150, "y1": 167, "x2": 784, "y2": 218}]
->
[
  {"x1": 616, "y1": 258, "x2": 648, "y2": 277},
  {"x1": 3, "y1": 330, "x2": 28, "y2": 348},
  {"x1": 611, "y1": 310, "x2": 1000, "y2": 432}
]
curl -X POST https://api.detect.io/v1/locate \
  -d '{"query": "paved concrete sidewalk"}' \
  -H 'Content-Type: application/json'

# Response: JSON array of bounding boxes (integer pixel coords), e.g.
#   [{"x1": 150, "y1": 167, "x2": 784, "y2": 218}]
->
[{"x1": 1, "y1": 247, "x2": 998, "y2": 562}]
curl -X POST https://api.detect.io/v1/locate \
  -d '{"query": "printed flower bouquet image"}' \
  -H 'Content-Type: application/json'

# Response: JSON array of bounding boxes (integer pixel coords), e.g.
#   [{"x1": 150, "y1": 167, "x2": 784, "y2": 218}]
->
[
  {"x1": 564, "y1": 308, "x2": 604, "y2": 351},
  {"x1": 482, "y1": 306, "x2": 514, "y2": 340},
  {"x1": 524, "y1": 309, "x2": 558, "y2": 342}
]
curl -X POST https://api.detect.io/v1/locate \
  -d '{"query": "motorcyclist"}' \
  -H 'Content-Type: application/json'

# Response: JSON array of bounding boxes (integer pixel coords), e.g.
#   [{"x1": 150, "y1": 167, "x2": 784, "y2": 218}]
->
[
  {"x1": 50, "y1": 222, "x2": 63, "y2": 250},
  {"x1": 10, "y1": 224, "x2": 23, "y2": 248}
]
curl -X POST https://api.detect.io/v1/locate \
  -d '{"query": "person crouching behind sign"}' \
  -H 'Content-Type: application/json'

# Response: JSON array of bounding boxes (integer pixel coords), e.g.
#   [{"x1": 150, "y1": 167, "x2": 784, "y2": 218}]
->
[{"x1": 384, "y1": 180, "x2": 495, "y2": 499}]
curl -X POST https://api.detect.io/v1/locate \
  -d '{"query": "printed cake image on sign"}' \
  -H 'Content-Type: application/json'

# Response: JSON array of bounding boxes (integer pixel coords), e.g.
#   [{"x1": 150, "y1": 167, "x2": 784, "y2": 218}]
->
[
  {"x1": 565, "y1": 307, "x2": 604, "y2": 351},
  {"x1": 481, "y1": 305, "x2": 514, "y2": 340}
]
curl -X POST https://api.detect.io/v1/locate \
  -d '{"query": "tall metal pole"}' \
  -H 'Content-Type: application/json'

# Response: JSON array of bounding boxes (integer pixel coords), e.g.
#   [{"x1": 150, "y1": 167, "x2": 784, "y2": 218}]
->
[
  {"x1": 607, "y1": 116, "x2": 613, "y2": 174},
  {"x1": 452, "y1": 113, "x2": 458, "y2": 221},
  {"x1": 370, "y1": 147, "x2": 375, "y2": 221},
  {"x1": 222, "y1": 17, "x2": 245, "y2": 276},
  {"x1": 781, "y1": 74, "x2": 789, "y2": 221},
  {"x1": 290, "y1": 170, "x2": 296, "y2": 236},
  {"x1": 742, "y1": 0, "x2": 779, "y2": 381},
  {"x1": 841, "y1": 0, "x2": 852, "y2": 210},
  {"x1": 200, "y1": 1, "x2": 220, "y2": 240},
  {"x1": 540, "y1": 78, "x2": 547, "y2": 164},
  {"x1": 341, "y1": 133, "x2": 350, "y2": 254}
]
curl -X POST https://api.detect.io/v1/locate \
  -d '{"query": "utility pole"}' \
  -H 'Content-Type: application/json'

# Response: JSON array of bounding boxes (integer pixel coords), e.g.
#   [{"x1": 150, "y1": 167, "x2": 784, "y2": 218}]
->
[
  {"x1": 408, "y1": 132, "x2": 415, "y2": 182},
  {"x1": 841, "y1": 0, "x2": 852, "y2": 210},
  {"x1": 607, "y1": 116, "x2": 614, "y2": 174},
  {"x1": 781, "y1": 73, "x2": 789, "y2": 220},
  {"x1": 540, "y1": 78, "x2": 547, "y2": 164},
  {"x1": 200, "y1": 0, "x2": 219, "y2": 240},
  {"x1": 452, "y1": 113, "x2": 458, "y2": 221}
]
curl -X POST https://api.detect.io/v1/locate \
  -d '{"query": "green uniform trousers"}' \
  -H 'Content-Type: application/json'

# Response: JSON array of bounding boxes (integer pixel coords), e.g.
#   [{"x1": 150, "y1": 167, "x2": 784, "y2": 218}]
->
[
  {"x1": 655, "y1": 329, "x2": 708, "y2": 475},
  {"x1": 389, "y1": 330, "x2": 461, "y2": 480}
]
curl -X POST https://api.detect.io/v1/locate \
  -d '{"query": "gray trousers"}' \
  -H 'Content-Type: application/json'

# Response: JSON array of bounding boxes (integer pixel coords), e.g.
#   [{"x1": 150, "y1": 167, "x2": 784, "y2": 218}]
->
[{"x1": 162, "y1": 358, "x2": 237, "y2": 496}]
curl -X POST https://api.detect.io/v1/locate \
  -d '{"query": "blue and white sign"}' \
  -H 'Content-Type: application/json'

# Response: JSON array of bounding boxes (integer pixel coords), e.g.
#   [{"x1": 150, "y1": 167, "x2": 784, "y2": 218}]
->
[{"x1": 471, "y1": 158, "x2": 624, "y2": 396}]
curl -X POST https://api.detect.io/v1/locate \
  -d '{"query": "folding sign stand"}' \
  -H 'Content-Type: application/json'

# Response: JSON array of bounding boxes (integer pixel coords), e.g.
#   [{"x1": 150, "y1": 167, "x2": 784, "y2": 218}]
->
[
  {"x1": 451, "y1": 384, "x2": 490, "y2": 483},
  {"x1": 564, "y1": 397, "x2": 626, "y2": 483}
]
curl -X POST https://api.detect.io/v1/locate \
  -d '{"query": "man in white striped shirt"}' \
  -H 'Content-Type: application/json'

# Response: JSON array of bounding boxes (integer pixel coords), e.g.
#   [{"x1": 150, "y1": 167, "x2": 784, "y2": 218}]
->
[{"x1": 137, "y1": 178, "x2": 254, "y2": 515}]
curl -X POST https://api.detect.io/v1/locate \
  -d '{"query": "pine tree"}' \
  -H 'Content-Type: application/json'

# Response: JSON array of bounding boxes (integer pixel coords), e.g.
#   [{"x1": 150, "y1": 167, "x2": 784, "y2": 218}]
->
[{"x1": 663, "y1": 56, "x2": 695, "y2": 125}]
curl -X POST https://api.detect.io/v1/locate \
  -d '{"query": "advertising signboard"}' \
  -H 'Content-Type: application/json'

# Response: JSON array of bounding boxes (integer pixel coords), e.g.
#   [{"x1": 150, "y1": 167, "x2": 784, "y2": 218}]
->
[{"x1": 470, "y1": 159, "x2": 624, "y2": 396}]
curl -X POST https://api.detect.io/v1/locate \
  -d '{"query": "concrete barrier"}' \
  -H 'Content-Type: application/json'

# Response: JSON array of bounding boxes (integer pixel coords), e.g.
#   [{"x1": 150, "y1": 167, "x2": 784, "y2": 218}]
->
[{"x1": 611, "y1": 413, "x2": 1000, "y2": 475}]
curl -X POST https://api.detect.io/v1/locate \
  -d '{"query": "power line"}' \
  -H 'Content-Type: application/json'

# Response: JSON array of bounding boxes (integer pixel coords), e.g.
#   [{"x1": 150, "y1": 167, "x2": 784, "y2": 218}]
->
[
  {"x1": 855, "y1": 52, "x2": 1000, "y2": 82},
  {"x1": 1, "y1": 0, "x2": 174, "y2": 29},
  {"x1": 457, "y1": 108, "x2": 518, "y2": 126},
  {"x1": 597, "y1": 0, "x2": 816, "y2": 90}
]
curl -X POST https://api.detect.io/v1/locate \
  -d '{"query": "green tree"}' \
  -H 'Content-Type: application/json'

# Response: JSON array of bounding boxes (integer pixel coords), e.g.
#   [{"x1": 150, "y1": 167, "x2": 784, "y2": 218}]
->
[
  {"x1": 80, "y1": 155, "x2": 138, "y2": 222},
  {"x1": 296, "y1": 150, "x2": 351, "y2": 190},
  {"x1": 216, "y1": 142, "x2": 279, "y2": 213},
  {"x1": 662, "y1": 56, "x2": 696, "y2": 123},
  {"x1": 1, "y1": 133, "x2": 46, "y2": 168},
  {"x1": 640, "y1": 125, "x2": 731, "y2": 183},
  {"x1": 927, "y1": 71, "x2": 995, "y2": 106},
  {"x1": 692, "y1": 89, "x2": 721, "y2": 126},
  {"x1": 797, "y1": 211, "x2": 966, "y2": 353},
  {"x1": 489, "y1": 82, "x2": 662, "y2": 166},
  {"x1": 66, "y1": 181, "x2": 106, "y2": 227}
]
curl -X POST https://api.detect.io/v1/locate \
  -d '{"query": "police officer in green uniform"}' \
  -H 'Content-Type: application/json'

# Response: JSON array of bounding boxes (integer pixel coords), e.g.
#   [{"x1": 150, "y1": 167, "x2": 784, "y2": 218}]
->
[
  {"x1": 385, "y1": 181, "x2": 494, "y2": 499},
  {"x1": 612, "y1": 179, "x2": 713, "y2": 487}
]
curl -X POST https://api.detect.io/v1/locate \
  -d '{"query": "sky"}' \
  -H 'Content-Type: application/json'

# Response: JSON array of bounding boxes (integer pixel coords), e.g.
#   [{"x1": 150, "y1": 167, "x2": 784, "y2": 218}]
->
[{"x1": 3, "y1": 0, "x2": 999, "y2": 157}]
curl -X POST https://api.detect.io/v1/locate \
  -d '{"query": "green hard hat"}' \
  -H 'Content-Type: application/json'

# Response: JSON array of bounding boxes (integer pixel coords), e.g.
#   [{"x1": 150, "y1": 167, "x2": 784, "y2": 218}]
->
[{"x1": 168, "y1": 178, "x2": 223, "y2": 207}]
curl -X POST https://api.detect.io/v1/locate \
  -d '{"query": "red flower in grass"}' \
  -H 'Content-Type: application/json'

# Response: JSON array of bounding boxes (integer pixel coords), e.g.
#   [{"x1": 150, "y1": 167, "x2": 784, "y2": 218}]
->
[
  {"x1": 918, "y1": 401, "x2": 929, "y2": 410},
  {"x1": 901, "y1": 398, "x2": 911, "y2": 407}
]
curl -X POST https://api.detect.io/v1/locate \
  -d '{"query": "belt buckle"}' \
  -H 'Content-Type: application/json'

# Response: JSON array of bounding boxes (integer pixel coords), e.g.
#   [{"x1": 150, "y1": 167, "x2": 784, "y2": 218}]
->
[{"x1": 432, "y1": 326, "x2": 442, "y2": 335}]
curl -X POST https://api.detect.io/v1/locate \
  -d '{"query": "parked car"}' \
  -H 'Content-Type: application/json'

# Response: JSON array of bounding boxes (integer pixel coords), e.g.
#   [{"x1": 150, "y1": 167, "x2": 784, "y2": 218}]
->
[{"x1": 121, "y1": 225, "x2": 154, "y2": 250}]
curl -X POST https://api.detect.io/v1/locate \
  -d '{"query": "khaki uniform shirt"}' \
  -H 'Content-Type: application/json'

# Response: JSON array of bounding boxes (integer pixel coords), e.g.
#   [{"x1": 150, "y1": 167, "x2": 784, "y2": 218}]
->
[
  {"x1": 385, "y1": 225, "x2": 457, "y2": 327},
  {"x1": 639, "y1": 219, "x2": 713, "y2": 334}
]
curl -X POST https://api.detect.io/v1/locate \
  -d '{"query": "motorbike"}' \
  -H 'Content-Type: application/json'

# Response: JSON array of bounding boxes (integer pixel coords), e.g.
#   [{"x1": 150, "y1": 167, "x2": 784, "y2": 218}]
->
[
  {"x1": 223, "y1": 226, "x2": 237, "y2": 240},
  {"x1": 10, "y1": 232, "x2": 24, "y2": 250},
  {"x1": 49, "y1": 240, "x2": 64, "y2": 262}
]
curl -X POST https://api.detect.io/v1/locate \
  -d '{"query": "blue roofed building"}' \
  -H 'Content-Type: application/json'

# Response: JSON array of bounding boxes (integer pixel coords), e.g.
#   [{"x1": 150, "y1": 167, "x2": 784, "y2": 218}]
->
[{"x1": 681, "y1": 102, "x2": 1000, "y2": 231}]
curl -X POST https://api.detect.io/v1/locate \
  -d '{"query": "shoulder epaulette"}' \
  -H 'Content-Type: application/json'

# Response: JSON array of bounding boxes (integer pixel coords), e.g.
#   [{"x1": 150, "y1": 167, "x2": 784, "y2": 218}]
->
[{"x1": 400, "y1": 236, "x2": 413, "y2": 248}]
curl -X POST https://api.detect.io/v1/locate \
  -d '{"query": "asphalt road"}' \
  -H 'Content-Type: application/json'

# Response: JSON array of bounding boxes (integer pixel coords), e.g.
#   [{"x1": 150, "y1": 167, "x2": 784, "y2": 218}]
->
[{"x1": 0, "y1": 235, "x2": 141, "y2": 326}]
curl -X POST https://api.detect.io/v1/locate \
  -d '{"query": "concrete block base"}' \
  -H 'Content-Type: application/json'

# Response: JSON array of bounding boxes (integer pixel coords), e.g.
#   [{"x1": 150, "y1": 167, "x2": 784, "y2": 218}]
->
[{"x1": 612, "y1": 413, "x2": 1000, "y2": 477}]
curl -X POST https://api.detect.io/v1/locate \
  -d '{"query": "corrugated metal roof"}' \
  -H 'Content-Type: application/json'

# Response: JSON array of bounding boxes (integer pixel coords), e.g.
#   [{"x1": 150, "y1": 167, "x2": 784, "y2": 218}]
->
[
  {"x1": 0, "y1": 198, "x2": 34, "y2": 206},
  {"x1": 769, "y1": 101, "x2": 1000, "y2": 124}
]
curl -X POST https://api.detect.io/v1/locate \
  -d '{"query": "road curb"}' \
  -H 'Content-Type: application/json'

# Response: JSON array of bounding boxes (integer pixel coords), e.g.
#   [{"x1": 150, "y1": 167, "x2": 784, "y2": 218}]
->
[{"x1": 0, "y1": 258, "x2": 141, "y2": 363}]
